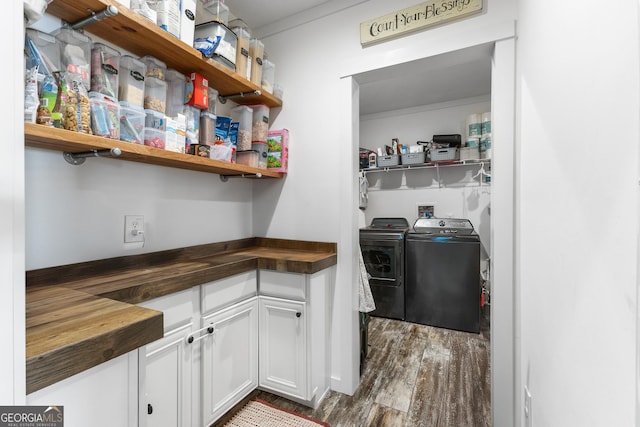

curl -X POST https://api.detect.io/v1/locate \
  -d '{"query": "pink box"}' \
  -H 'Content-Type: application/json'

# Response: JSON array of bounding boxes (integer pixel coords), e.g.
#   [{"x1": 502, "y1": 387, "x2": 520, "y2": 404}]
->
[{"x1": 266, "y1": 129, "x2": 289, "y2": 173}]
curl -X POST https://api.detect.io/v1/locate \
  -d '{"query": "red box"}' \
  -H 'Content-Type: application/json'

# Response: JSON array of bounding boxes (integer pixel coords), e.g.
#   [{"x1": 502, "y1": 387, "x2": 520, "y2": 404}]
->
[
  {"x1": 184, "y1": 72, "x2": 209, "y2": 109},
  {"x1": 266, "y1": 129, "x2": 289, "y2": 173}
]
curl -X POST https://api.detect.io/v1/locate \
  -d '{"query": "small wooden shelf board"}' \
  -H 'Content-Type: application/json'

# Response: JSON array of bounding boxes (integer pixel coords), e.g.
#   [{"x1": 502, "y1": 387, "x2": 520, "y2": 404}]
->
[{"x1": 25, "y1": 123, "x2": 284, "y2": 178}]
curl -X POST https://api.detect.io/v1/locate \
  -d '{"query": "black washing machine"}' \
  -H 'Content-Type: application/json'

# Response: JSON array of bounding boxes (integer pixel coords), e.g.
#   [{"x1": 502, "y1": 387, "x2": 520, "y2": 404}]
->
[
  {"x1": 359, "y1": 217, "x2": 410, "y2": 320},
  {"x1": 405, "y1": 217, "x2": 481, "y2": 333}
]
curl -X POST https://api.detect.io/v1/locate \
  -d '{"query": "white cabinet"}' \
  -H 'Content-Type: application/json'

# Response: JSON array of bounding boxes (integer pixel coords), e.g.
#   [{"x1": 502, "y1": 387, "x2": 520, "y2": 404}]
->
[
  {"x1": 27, "y1": 352, "x2": 139, "y2": 427},
  {"x1": 141, "y1": 324, "x2": 193, "y2": 427},
  {"x1": 259, "y1": 296, "x2": 308, "y2": 399},
  {"x1": 139, "y1": 271, "x2": 258, "y2": 427},
  {"x1": 138, "y1": 267, "x2": 331, "y2": 425},
  {"x1": 138, "y1": 288, "x2": 198, "y2": 427},
  {"x1": 258, "y1": 268, "x2": 332, "y2": 408},
  {"x1": 201, "y1": 297, "x2": 258, "y2": 426}
]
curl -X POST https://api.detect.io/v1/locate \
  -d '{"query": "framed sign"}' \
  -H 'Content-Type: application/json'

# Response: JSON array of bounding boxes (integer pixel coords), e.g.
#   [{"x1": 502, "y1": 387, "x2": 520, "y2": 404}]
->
[{"x1": 360, "y1": 0, "x2": 483, "y2": 46}]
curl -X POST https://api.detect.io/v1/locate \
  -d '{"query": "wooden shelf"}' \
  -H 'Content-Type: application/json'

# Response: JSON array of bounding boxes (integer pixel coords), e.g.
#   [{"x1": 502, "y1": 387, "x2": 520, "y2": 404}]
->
[
  {"x1": 46, "y1": 0, "x2": 281, "y2": 108},
  {"x1": 25, "y1": 123, "x2": 285, "y2": 178}
]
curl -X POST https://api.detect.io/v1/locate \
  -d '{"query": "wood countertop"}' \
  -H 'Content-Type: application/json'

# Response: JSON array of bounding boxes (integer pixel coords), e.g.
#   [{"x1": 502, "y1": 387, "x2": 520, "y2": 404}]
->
[{"x1": 26, "y1": 238, "x2": 337, "y2": 394}]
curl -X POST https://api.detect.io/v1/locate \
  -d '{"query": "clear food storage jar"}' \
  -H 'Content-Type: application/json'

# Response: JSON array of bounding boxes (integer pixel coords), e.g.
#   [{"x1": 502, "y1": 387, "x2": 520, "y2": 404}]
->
[
  {"x1": 165, "y1": 69, "x2": 186, "y2": 117},
  {"x1": 119, "y1": 55, "x2": 146, "y2": 108},
  {"x1": 249, "y1": 38, "x2": 264, "y2": 86},
  {"x1": 207, "y1": 87, "x2": 218, "y2": 114},
  {"x1": 145, "y1": 109, "x2": 165, "y2": 130},
  {"x1": 231, "y1": 105, "x2": 253, "y2": 151},
  {"x1": 194, "y1": 21, "x2": 237, "y2": 71},
  {"x1": 25, "y1": 29, "x2": 61, "y2": 74},
  {"x1": 250, "y1": 104, "x2": 269, "y2": 142},
  {"x1": 140, "y1": 55, "x2": 167, "y2": 80},
  {"x1": 119, "y1": 102, "x2": 145, "y2": 144},
  {"x1": 201, "y1": 0, "x2": 229, "y2": 25},
  {"x1": 199, "y1": 112, "x2": 217, "y2": 145},
  {"x1": 55, "y1": 28, "x2": 92, "y2": 90},
  {"x1": 91, "y1": 42, "x2": 121, "y2": 99},
  {"x1": 236, "y1": 150, "x2": 259, "y2": 167},
  {"x1": 261, "y1": 59, "x2": 275, "y2": 93},
  {"x1": 144, "y1": 76, "x2": 167, "y2": 113},
  {"x1": 232, "y1": 27, "x2": 250, "y2": 80},
  {"x1": 89, "y1": 92, "x2": 120, "y2": 139}
]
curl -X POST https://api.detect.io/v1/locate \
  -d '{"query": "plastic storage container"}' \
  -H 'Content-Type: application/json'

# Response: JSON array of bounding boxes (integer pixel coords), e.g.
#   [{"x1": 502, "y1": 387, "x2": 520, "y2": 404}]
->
[
  {"x1": 232, "y1": 27, "x2": 250, "y2": 80},
  {"x1": 119, "y1": 55, "x2": 146, "y2": 108},
  {"x1": 377, "y1": 154, "x2": 400, "y2": 167},
  {"x1": 231, "y1": 105, "x2": 253, "y2": 150},
  {"x1": 249, "y1": 38, "x2": 264, "y2": 86},
  {"x1": 119, "y1": 102, "x2": 145, "y2": 144},
  {"x1": 199, "y1": 112, "x2": 217, "y2": 145},
  {"x1": 89, "y1": 92, "x2": 120, "y2": 139},
  {"x1": 145, "y1": 109, "x2": 165, "y2": 130},
  {"x1": 207, "y1": 87, "x2": 218, "y2": 114},
  {"x1": 236, "y1": 150, "x2": 259, "y2": 167},
  {"x1": 401, "y1": 152, "x2": 425, "y2": 165},
  {"x1": 55, "y1": 28, "x2": 92, "y2": 90},
  {"x1": 194, "y1": 21, "x2": 237, "y2": 71},
  {"x1": 165, "y1": 69, "x2": 186, "y2": 117},
  {"x1": 144, "y1": 76, "x2": 167, "y2": 113},
  {"x1": 25, "y1": 29, "x2": 61, "y2": 74},
  {"x1": 91, "y1": 42, "x2": 120, "y2": 99},
  {"x1": 201, "y1": 0, "x2": 229, "y2": 25},
  {"x1": 273, "y1": 83, "x2": 284, "y2": 101},
  {"x1": 140, "y1": 55, "x2": 166, "y2": 80},
  {"x1": 251, "y1": 141, "x2": 268, "y2": 168},
  {"x1": 261, "y1": 59, "x2": 275, "y2": 93},
  {"x1": 143, "y1": 128, "x2": 166, "y2": 149},
  {"x1": 250, "y1": 104, "x2": 269, "y2": 142},
  {"x1": 429, "y1": 147, "x2": 458, "y2": 162}
]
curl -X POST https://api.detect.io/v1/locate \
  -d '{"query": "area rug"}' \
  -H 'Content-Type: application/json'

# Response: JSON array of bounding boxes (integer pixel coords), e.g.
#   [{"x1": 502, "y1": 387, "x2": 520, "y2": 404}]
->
[{"x1": 224, "y1": 399, "x2": 330, "y2": 427}]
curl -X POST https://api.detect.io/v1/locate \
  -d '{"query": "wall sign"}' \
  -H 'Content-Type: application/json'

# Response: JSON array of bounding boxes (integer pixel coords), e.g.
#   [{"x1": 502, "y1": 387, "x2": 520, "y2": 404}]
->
[{"x1": 360, "y1": 0, "x2": 483, "y2": 46}]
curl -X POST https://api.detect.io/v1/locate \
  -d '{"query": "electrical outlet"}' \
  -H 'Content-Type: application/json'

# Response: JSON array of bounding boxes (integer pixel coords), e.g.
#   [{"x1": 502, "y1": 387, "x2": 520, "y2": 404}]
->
[
  {"x1": 124, "y1": 215, "x2": 145, "y2": 243},
  {"x1": 524, "y1": 386, "x2": 532, "y2": 427}
]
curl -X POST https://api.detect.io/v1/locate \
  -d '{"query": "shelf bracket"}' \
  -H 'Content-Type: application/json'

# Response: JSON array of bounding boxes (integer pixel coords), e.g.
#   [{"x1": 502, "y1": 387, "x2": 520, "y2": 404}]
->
[
  {"x1": 218, "y1": 90, "x2": 261, "y2": 104},
  {"x1": 219, "y1": 172, "x2": 263, "y2": 182},
  {"x1": 63, "y1": 147, "x2": 122, "y2": 165},
  {"x1": 70, "y1": 5, "x2": 118, "y2": 30}
]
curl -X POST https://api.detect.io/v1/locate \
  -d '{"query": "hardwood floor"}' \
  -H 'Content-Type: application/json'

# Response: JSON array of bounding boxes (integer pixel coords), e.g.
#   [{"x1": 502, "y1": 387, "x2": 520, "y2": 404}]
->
[{"x1": 216, "y1": 314, "x2": 491, "y2": 427}]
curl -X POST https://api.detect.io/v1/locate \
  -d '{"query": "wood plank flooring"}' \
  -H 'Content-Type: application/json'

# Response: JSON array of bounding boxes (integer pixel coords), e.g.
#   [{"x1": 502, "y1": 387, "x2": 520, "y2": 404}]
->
[{"x1": 215, "y1": 314, "x2": 490, "y2": 427}]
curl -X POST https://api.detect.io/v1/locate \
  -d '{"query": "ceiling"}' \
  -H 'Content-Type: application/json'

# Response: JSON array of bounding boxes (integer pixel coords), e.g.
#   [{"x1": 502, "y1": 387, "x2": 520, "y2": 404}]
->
[
  {"x1": 196, "y1": 2, "x2": 492, "y2": 116},
  {"x1": 356, "y1": 43, "x2": 493, "y2": 115}
]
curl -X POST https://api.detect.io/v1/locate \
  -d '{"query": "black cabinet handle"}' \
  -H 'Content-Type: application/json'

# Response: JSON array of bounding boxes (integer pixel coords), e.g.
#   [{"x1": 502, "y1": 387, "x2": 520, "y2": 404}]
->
[
  {"x1": 187, "y1": 336, "x2": 194, "y2": 344},
  {"x1": 207, "y1": 326, "x2": 214, "y2": 334},
  {"x1": 296, "y1": 312, "x2": 302, "y2": 318},
  {"x1": 148, "y1": 404, "x2": 153, "y2": 415}
]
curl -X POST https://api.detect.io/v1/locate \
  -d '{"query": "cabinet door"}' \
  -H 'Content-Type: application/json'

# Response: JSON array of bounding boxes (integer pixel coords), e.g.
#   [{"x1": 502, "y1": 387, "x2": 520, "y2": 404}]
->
[
  {"x1": 140, "y1": 324, "x2": 193, "y2": 427},
  {"x1": 201, "y1": 297, "x2": 258, "y2": 426},
  {"x1": 259, "y1": 296, "x2": 308, "y2": 400}
]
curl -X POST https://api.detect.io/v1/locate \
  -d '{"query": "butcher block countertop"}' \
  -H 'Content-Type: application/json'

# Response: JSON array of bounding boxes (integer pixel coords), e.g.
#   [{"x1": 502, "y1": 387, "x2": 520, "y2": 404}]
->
[{"x1": 26, "y1": 237, "x2": 337, "y2": 394}]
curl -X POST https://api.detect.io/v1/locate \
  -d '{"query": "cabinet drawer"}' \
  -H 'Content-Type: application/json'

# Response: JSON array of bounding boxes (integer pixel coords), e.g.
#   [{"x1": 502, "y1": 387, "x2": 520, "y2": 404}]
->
[
  {"x1": 139, "y1": 288, "x2": 197, "y2": 333},
  {"x1": 259, "y1": 270, "x2": 307, "y2": 301},
  {"x1": 202, "y1": 271, "x2": 257, "y2": 315}
]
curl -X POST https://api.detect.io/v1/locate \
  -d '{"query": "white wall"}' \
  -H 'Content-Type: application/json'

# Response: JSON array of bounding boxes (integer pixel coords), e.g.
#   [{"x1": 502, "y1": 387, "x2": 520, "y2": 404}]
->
[
  {"x1": 254, "y1": 0, "x2": 516, "y2": 399},
  {"x1": 1, "y1": 0, "x2": 25, "y2": 404},
  {"x1": 516, "y1": 0, "x2": 639, "y2": 425},
  {"x1": 26, "y1": 148, "x2": 254, "y2": 269}
]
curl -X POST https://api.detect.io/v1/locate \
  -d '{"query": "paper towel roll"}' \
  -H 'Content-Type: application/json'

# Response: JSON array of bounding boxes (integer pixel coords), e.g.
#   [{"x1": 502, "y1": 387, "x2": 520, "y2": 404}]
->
[
  {"x1": 481, "y1": 111, "x2": 491, "y2": 135},
  {"x1": 467, "y1": 113, "x2": 481, "y2": 138}
]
